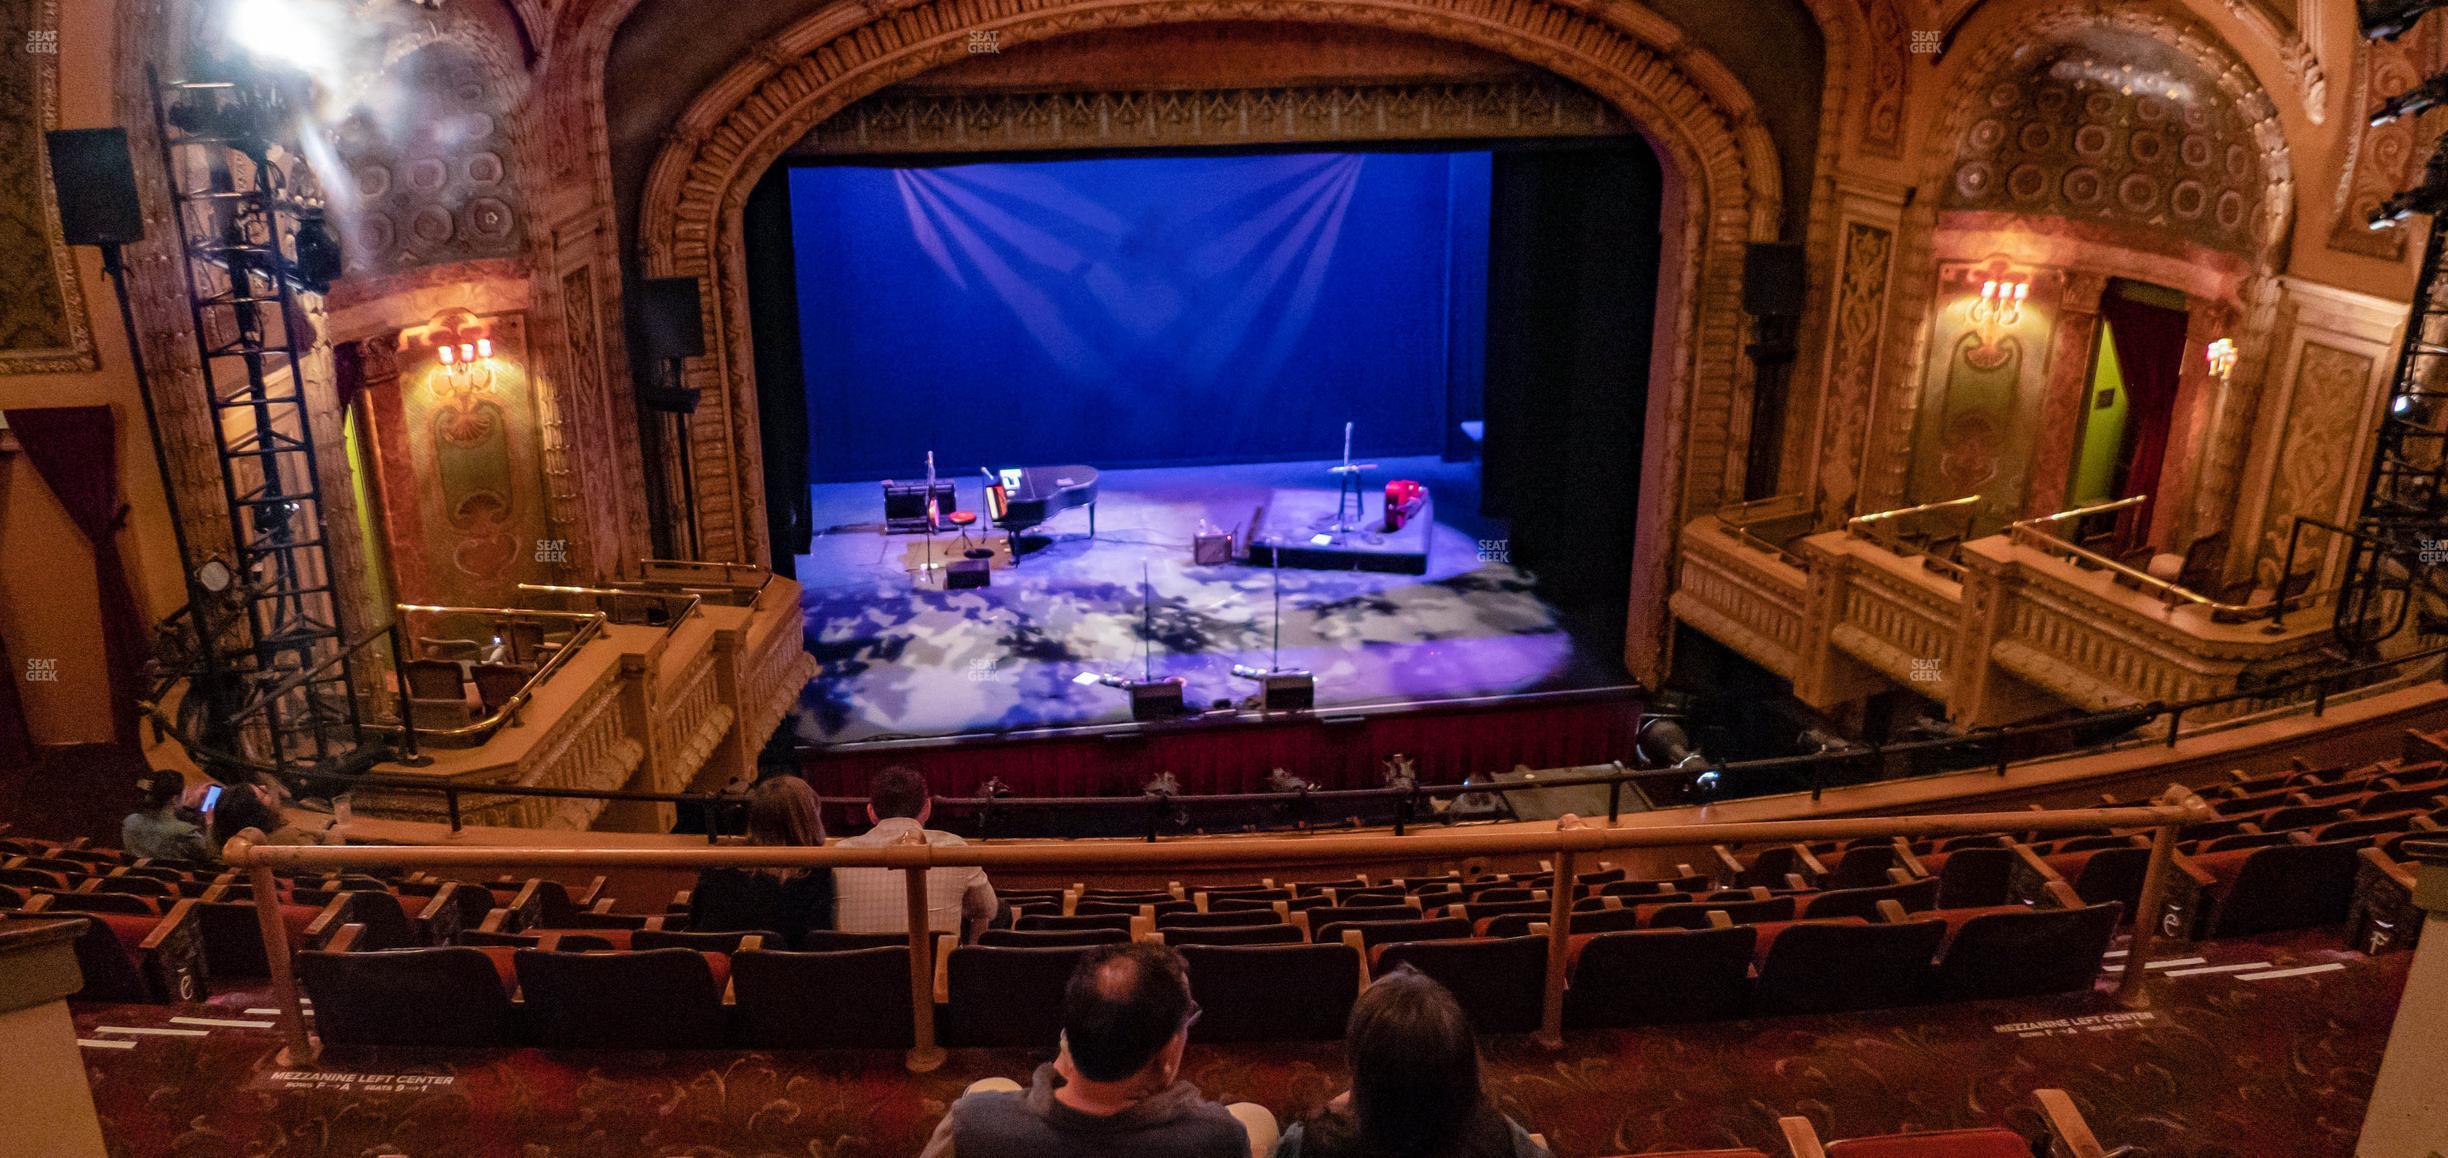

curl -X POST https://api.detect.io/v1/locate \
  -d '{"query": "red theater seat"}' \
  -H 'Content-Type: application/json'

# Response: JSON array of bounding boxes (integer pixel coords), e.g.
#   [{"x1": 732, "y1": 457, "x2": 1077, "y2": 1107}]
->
[
  {"x1": 731, "y1": 946, "x2": 914, "y2": 1049},
  {"x1": 2172, "y1": 839, "x2": 2364, "y2": 939},
  {"x1": 1563, "y1": 925, "x2": 1754, "y2": 1028},
  {"x1": 943, "y1": 944, "x2": 1096, "y2": 1047},
  {"x1": 515, "y1": 947, "x2": 727, "y2": 1049},
  {"x1": 1932, "y1": 902, "x2": 2121, "y2": 1001},
  {"x1": 1179, "y1": 942, "x2": 1362, "y2": 1041},
  {"x1": 1753, "y1": 918, "x2": 1945, "y2": 1015},
  {"x1": 298, "y1": 945, "x2": 518, "y2": 1048},
  {"x1": 1162, "y1": 923, "x2": 1303, "y2": 946},
  {"x1": 1372, "y1": 936, "x2": 1547, "y2": 1034}
]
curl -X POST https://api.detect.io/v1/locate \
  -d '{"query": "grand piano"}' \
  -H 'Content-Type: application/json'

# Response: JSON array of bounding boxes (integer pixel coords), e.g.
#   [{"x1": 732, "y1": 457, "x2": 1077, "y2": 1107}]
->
[{"x1": 984, "y1": 465, "x2": 1098, "y2": 557}]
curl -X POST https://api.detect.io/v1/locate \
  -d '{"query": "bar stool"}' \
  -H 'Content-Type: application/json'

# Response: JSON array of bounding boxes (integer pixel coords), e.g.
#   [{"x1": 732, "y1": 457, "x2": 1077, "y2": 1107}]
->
[{"x1": 948, "y1": 509, "x2": 991, "y2": 559}]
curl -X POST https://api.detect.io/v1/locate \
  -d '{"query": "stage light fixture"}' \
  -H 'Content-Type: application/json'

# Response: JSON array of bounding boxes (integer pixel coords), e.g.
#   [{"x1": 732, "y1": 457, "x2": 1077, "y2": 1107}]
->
[
  {"x1": 2369, "y1": 73, "x2": 2448, "y2": 125},
  {"x1": 224, "y1": 0, "x2": 339, "y2": 73},
  {"x1": 2369, "y1": 149, "x2": 2448, "y2": 229},
  {"x1": 2360, "y1": 0, "x2": 2448, "y2": 40}
]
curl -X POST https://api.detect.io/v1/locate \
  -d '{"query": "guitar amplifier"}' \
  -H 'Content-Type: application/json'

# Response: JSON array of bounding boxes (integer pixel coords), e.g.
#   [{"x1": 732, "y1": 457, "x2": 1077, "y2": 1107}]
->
[
  {"x1": 883, "y1": 480, "x2": 957, "y2": 534},
  {"x1": 1193, "y1": 529, "x2": 1236, "y2": 565}
]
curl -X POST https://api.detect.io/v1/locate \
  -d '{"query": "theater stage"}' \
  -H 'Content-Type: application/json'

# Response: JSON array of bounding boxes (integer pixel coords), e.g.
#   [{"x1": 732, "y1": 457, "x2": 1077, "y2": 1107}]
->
[{"x1": 791, "y1": 456, "x2": 1628, "y2": 745}]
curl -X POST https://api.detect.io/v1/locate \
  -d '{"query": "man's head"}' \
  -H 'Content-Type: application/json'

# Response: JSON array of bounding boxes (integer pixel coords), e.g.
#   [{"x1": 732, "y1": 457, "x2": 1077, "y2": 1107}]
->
[
  {"x1": 867, "y1": 765, "x2": 930, "y2": 825},
  {"x1": 1060, "y1": 943, "x2": 1197, "y2": 1085}
]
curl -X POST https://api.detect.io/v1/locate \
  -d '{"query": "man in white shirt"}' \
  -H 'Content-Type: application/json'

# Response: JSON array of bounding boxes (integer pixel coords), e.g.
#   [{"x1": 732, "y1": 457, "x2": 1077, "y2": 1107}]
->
[{"x1": 834, "y1": 765, "x2": 999, "y2": 938}]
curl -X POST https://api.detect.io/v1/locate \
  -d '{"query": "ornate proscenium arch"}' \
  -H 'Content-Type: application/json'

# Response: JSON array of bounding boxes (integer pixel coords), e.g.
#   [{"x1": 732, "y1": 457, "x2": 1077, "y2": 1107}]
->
[{"x1": 634, "y1": 0, "x2": 1780, "y2": 654}]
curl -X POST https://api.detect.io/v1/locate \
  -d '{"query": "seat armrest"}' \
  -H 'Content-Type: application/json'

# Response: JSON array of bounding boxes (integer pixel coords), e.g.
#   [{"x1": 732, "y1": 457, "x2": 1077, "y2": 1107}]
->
[
  {"x1": 1792, "y1": 844, "x2": 1829, "y2": 878},
  {"x1": 2010, "y1": 842, "x2": 2066, "y2": 882},
  {"x1": 2041, "y1": 880, "x2": 2085, "y2": 910},
  {"x1": 2034, "y1": 1088, "x2": 2107, "y2": 1158},
  {"x1": 1709, "y1": 845, "x2": 1745, "y2": 882},
  {"x1": 574, "y1": 876, "x2": 608, "y2": 907},
  {"x1": 2362, "y1": 846, "x2": 2418, "y2": 891},
  {"x1": 477, "y1": 907, "x2": 516, "y2": 935},
  {"x1": 1874, "y1": 899, "x2": 1909, "y2": 923},
  {"x1": 1778, "y1": 1116, "x2": 1829, "y2": 1158},
  {"x1": 587, "y1": 898, "x2": 616, "y2": 916},
  {"x1": 302, "y1": 893, "x2": 354, "y2": 944},
  {"x1": 667, "y1": 888, "x2": 692, "y2": 912},
  {"x1": 142, "y1": 899, "x2": 199, "y2": 952},
  {"x1": 323, "y1": 922, "x2": 366, "y2": 954},
  {"x1": 1704, "y1": 909, "x2": 1735, "y2": 930}
]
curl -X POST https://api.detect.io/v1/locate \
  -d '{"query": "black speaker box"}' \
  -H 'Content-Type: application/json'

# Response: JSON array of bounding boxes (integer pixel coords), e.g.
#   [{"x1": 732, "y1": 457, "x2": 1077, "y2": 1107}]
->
[
  {"x1": 637, "y1": 276, "x2": 707, "y2": 359},
  {"x1": 1742, "y1": 242, "x2": 1808, "y2": 318},
  {"x1": 947, "y1": 558, "x2": 990, "y2": 589},
  {"x1": 45, "y1": 129, "x2": 145, "y2": 247},
  {"x1": 1257, "y1": 671, "x2": 1315, "y2": 712},
  {"x1": 882, "y1": 480, "x2": 957, "y2": 532},
  {"x1": 1130, "y1": 679, "x2": 1187, "y2": 722}
]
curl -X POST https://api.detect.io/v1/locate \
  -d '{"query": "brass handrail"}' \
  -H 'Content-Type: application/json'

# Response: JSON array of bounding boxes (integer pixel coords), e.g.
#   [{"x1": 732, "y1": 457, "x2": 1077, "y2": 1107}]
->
[
  {"x1": 387, "y1": 604, "x2": 609, "y2": 742},
  {"x1": 226, "y1": 794, "x2": 2214, "y2": 1069},
  {"x1": 1710, "y1": 494, "x2": 1814, "y2": 569},
  {"x1": 2003, "y1": 500, "x2": 2315, "y2": 623},
  {"x1": 516, "y1": 582, "x2": 703, "y2": 628},
  {"x1": 639, "y1": 558, "x2": 772, "y2": 590},
  {"x1": 1845, "y1": 493, "x2": 1982, "y2": 532}
]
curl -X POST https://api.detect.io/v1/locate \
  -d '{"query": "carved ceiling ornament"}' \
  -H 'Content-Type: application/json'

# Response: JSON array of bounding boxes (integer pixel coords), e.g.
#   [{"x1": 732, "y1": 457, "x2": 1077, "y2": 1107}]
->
[
  {"x1": 795, "y1": 79, "x2": 1631, "y2": 154},
  {"x1": 1939, "y1": 22, "x2": 2270, "y2": 257},
  {"x1": 631, "y1": 0, "x2": 1784, "y2": 568}
]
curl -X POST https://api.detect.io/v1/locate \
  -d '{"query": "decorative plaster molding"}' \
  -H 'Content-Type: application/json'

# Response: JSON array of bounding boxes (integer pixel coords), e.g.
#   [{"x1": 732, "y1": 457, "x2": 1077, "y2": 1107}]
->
[
  {"x1": 795, "y1": 80, "x2": 1631, "y2": 154},
  {"x1": 0, "y1": 0, "x2": 96, "y2": 376}
]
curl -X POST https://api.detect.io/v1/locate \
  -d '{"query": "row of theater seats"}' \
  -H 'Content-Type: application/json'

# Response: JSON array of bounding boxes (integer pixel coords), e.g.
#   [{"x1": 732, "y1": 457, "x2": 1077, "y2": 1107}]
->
[
  {"x1": 6, "y1": 760, "x2": 2416, "y2": 1053},
  {"x1": 0, "y1": 833, "x2": 595, "y2": 1004},
  {"x1": 2084, "y1": 750, "x2": 2445, "y2": 949}
]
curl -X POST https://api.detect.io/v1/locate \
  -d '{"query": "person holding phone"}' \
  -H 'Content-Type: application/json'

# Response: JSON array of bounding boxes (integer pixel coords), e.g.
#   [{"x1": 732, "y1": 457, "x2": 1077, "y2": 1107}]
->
[{"x1": 123, "y1": 770, "x2": 215, "y2": 863}]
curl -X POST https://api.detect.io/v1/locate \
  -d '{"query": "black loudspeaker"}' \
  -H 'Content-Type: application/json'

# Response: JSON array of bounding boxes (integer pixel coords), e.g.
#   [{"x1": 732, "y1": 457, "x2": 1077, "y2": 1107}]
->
[
  {"x1": 947, "y1": 558, "x2": 991, "y2": 589},
  {"x1": 1742, "y1": 242, "x2": 1808, "y2": 318},
  {"x1": 1129, "y1": 679, "x2": 1187, "y2": 722},
  {"x1": 637, "y1": 276, "x2": 707, "y2": 359},
  {"x1": 1256, "y1": 671, "x2": 1315, "y2": 712},
  {"x1": 45, "y1": 129, "x2": 145, "y2": 247}
]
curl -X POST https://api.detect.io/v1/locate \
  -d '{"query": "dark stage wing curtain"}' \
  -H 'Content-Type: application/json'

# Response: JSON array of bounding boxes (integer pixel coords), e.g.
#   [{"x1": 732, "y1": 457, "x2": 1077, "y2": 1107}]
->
[
  {"x1": 788, "y1": 151, "x2": 1490, "y2": 480},
  {"x1": 1480, "y1": 144, "x2": 1664, "y2": 616},
  {"x1": 4, "y1": 406, "x2": 146, "y2": 746},
  {"x1": 2099, "y1": 292, "x2": 2188, "y2": 545}
]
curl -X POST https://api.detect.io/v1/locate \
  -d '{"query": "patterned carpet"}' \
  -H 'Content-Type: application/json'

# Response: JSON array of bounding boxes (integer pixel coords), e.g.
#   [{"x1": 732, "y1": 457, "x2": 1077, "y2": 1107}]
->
[
  {"x1": 74, "y1": 928, "x2": 2401, "y2": 1156},
  {"x1": 792, "y1": 457, "x2": 1626, "y2": 743}
]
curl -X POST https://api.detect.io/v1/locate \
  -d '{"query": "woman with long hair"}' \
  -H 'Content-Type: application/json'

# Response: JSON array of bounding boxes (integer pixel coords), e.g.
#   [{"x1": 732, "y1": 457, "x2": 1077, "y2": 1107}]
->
[
  {"x1": 1275, "y1": 967, "x2": 1550, "y2": 1158},
  {"x1": 688, "y1": 774, "x2": 836, "y2": 945}
]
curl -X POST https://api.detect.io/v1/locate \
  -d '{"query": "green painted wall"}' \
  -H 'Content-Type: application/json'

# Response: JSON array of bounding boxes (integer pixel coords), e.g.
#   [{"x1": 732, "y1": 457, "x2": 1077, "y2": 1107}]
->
[{"x1": 2070, "y1": 318, "x2": 2130, "y2": 505}]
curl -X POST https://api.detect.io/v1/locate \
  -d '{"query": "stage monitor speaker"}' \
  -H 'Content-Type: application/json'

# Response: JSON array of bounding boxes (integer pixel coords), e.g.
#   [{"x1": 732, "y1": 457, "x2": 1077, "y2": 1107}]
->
[
  {"x1": 1742, "y1": 242, "x2": 1808, "y2": 318},
  {"x1": 45, "y1": 129, "x2": 144, "y2": 247},
  {"x1": 1130, "y1": 679, "x2": 1187, "y2": 722},
  {"x1": 1257, "y1": 671, "x2": 1315, "y2": 712},
  {"x1": 637, "y1": 276, "x2": 707, "y2": 359},
  {"x1": 947, "y1": 558, "x2": 990, "y2": 589}
]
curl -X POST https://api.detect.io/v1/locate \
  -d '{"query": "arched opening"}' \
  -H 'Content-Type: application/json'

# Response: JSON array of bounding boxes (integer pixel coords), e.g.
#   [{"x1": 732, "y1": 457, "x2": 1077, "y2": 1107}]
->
[{"x1": 627, "y1": 0, "x2": 1782, "y2": 742}]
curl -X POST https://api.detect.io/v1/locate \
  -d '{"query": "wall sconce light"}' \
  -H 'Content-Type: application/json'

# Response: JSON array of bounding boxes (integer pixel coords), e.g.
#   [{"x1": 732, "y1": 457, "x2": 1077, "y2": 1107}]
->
[
  {"x1": 434, "y1": 338, "x2": 493, "y2": 365},
  {"x1": 2205, "y1": 337, "x2": 2238, "y2": 381},
  {"x1": 1968, "y1": 276, "x2": 2028, "y2": 342}
]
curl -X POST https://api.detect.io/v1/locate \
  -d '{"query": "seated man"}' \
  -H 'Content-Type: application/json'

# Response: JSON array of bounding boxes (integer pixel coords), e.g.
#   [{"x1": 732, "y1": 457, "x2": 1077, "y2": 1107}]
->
[
  {"x1": 833, "y1": 765, "x2": 998, "y2": 938},
  {"x1": 921, "y1": 943, "x2": 1276, "y2": 1158}
]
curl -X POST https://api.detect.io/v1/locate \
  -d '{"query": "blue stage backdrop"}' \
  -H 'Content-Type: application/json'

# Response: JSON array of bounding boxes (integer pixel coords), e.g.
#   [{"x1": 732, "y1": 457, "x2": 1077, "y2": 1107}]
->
[{"x1": 789, "y1": 151, "x2": 1491, "y2": 482}]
